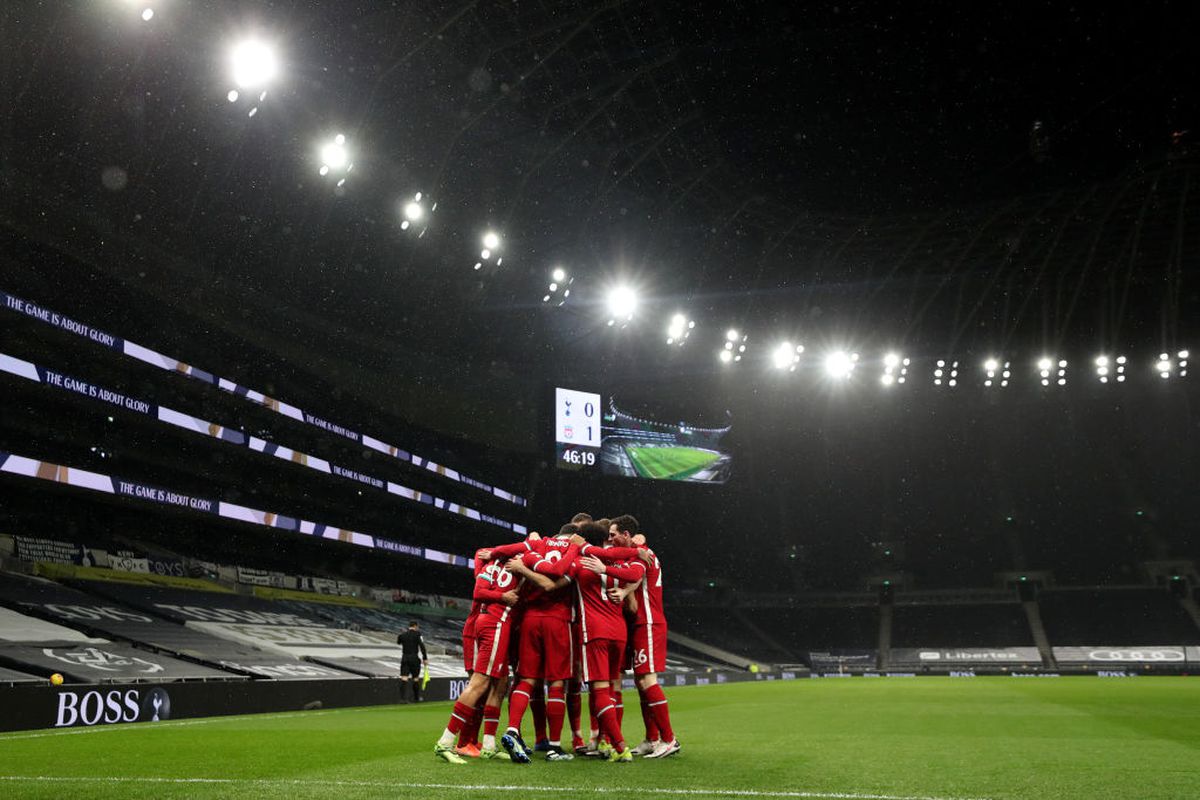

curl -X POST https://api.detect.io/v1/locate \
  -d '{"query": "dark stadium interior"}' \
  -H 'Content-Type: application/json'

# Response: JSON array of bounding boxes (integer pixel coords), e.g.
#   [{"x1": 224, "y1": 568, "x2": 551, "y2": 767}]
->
[{"x1": 3, "y1": 0, "x2": 1200, "y2": 701}]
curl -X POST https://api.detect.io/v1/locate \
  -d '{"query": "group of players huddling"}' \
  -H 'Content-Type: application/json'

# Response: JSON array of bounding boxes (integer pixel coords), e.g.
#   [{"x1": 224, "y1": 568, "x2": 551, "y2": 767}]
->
[{"x1": 434, "y1": 513, "x2": 679, "y2": 764}]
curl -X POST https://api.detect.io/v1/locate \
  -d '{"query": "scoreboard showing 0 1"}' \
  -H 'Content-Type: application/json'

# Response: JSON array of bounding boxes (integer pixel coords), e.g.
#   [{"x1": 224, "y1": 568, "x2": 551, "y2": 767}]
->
[{"x1": 555, "y1": 387, "x2": 601, "y2": 471}]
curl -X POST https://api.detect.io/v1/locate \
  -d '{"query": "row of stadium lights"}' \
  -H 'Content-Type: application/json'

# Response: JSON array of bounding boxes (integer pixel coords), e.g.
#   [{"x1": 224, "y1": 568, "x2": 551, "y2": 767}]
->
[
  {"x1": 116, "y1": 16, "x2": 1199, "y2": 373},
  {"x1": 739, "y1": 347, "x2": 1189, "y2": 385},
  {"x1": 119, "y1": 14, "x2": 607, "y2": 307},
  {"x1": 129, "y1": 28, "x2": 512, "y2": 269}
]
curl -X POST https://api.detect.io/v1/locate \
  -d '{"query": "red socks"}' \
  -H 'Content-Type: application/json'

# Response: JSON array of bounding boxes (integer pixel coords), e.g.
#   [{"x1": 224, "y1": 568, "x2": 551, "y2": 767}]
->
[
  {"x1": 590, "y1": 685, "x2": 625, "y2": 752},
  {"x1": 482, "y1": 704, "x2": 501, "y2": 738},
  {"x1": 614, "y1": 689, "x2": 624, "y2": 729},
  {"x1": 567, "y1": 680, "x2": 582, "y2": 741},
  {"x1": 507, "y1": 680, "x2": 534, "y2": 731},
  {"x1": 644, "y1": 683, "x2": 674, "y2": 742},
  {"x1": 531, "y1": 686, "x2": 547, "y2": 742},
  {"x1": 447, "y1": 701, "x2": 474, "y2": 735},
  {"x1": 457, "y1": 701, "x2": 483, "y2": 748},
  {"x1": 638, "y1": 687, "x2": 660, "y2": 741},
  {"x1": 546, "y1": 684, "x2": 566, "y2": 745}
]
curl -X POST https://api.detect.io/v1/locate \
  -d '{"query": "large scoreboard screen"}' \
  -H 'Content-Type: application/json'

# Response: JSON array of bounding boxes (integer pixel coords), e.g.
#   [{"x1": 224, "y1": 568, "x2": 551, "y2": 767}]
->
[{"x1": 554, "y1": 387, "x2": 732, "y2": 484}]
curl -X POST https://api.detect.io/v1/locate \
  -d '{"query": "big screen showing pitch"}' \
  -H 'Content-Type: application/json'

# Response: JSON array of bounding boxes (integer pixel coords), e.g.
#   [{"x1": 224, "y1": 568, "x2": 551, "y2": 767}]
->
[{"x1": 554, "y1": 387, "x2": 731, "y2": 484}]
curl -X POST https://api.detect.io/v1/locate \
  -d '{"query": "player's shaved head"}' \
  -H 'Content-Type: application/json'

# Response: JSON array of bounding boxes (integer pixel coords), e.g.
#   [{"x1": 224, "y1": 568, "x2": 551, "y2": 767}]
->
[
  {"x1": 610, "y1": 514, "x2": 640, "y2": 537},
  {"x1": 570, "y1": 512, "x2": 593, "y2": 524}
]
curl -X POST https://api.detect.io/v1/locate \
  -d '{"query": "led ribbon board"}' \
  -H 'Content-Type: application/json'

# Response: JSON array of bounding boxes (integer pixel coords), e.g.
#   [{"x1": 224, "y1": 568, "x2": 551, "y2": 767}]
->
[
  {"x1": 0, "y1": 452, "x2": 471, "y2": 568},
  {"x1": 0, "y1": 353, "x2": 526, "y2": 535},
  {"x1": 1, "y1": 291, "x2": 527, "y2": 508}
]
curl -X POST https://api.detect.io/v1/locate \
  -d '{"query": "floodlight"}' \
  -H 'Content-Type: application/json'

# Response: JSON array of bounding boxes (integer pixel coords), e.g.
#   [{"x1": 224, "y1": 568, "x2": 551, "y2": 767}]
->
[
  {"x1": 666, "y1": 313, "x2": 692, "y2": 345},
  {"x1": 984, "y1": 358, "x2": 999, "y2": 372},
  {"x1": 606, "y1": 287, "x2": 638, "y2": 321},
  {"x1": 719, "y1": 349, "x2": 733, "y2": 364},
  {"x1": 726, "y1": 329, "x2": 739, "y2": 342},
  {"x1": 483, "y1": 231, "x2": 501, "y2": 250},
  {"x1": 552, "y1": 268, "x2": 566, "y2": 282},
  {"x1": 231, "y1": 39, "x2": 279, "y2": 90},
  {"x1": 825, "y1": 350, "x2": 854, "y2": 379},
  {"x1": 319, "y1": 134, "x2": 349, "y2": 175},
  {"x1": 884, "y1": 353, "x2": 900, "y2": 368},
  {"x1": 1037, "y1": 357, "x2": 1053, "y2": 372},
  {"x1": 774, "y1": 342, "x2": 797, "y2": 370}
]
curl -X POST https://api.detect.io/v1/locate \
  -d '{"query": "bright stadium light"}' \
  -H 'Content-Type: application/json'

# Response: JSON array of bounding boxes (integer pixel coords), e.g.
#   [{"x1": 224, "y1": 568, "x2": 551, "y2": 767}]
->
[
  {"x1": 825, "y1": 350, "x2": 855, "y2": 379},
  {"x1": 1157, "y1": 352, "x2": 1173, "y2": 378},
  {"x1": 483, "y1": 231, "x2": 501, "y2": 250},
  {"x1": 666, "y1": 313, "x2": 694, "y2": 346},
  {"x1": 606, "y1": 286, "x2": 638, "y2": 325},
  {"x1": 319, "y1": 134, "x2": 351, "y2": 177},
  {"x1": 552, "y1": 267, "x2": 566, "y2": 283},
  {"x1": 984, "y1": 358, "x2": 1007, "y2": 387},
  {"x1": 771, "y1": 342, "x2": 803, "y2": 371},
  {"x1": 398, "y1": 191, "x2": 435, "y2": 235},
  {"x1": 723, "y1": 331, "x2": 748, "y2": 363},
  {"x1": 1180, "y1": 349, "x2": 1189, "y2": 377},
  {"x1": 231, "y1": 39, "x2": 279, "y2": 89},
  {"x1": 1038, "y1": 356, "x2": 1054, "y2": 386},
  {"x1": 882, "y1": 353, "x2": 906, "y2": 385},
  {"x1": 933, "y1": 359, "x2": 957, "y2": 387}
]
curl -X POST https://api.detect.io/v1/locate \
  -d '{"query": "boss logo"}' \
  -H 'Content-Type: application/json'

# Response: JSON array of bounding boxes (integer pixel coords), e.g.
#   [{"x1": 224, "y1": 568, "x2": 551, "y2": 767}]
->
[
  {"x1": 54, "y1": 688, "x2": 172, "y2": 728},
  {"x1": 448, "y1": 680, "x2": 469, "y2": 700}
]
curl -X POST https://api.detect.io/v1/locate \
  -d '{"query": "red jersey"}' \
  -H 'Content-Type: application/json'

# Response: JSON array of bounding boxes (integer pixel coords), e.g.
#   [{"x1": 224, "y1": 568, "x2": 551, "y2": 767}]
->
[
  {"x1": 633, "y1": 547, "x2": 665, "y2": 627},
  {"x1": 474, "y1": 559, "x2": 522, "y2": 622},
  {"x1": 580, "y1": 544, "x2": 664, "y2": 626},
  {"x1": 571, "y1": 559, "x2": 646, "y2": 642},
  {"x1": 467, "y1": 548, "x2": 492, "y2": 623},
  {"x1": 519, "y1": 539, "x2": 579, "y2": 620}
]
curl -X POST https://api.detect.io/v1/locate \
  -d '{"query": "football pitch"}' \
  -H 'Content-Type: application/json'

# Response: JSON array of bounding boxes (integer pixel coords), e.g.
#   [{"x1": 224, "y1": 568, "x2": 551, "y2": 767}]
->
[
  {"x1": 1, "y1": 678, "x2": 1198, "y2": 799},
  {"x1": 626, "y1": 445, "x2": 720, "y2": 480}
]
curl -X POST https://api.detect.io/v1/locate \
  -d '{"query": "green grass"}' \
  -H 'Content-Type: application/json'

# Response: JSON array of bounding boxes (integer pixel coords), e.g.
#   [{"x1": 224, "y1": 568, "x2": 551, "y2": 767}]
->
[
  {"x1": 1, "y1": 678, "x2": 1199, "y2": 799},
  {"x1": 626, "y1": 446, "x2": 720, "y2": 480}
]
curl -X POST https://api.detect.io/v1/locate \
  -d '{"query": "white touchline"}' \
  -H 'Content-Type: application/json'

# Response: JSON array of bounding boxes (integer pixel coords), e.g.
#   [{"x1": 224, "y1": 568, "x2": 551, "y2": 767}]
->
[
  {"x1": 0, "y1": 776, "x2": 993, "y2": 800},
  {"x1": 0, "y1": 708, "x2": 359, "y2": 742}
]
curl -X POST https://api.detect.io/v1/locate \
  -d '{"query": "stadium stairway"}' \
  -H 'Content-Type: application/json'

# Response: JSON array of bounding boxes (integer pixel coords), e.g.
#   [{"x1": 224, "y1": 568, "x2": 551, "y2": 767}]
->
[
  {"x1": 877, "y1": 605, "x2": 892, "y2": 669},
  {"x1": 732, "y1": 608, "x2": 797, "y2": 662},
  {"x1": 667, "y1": 631, "x2": 756, "y2": 669},
  {"x1": 1179, "y1": 594, "x2": 1200, "y2": 636},
  {"x1": 1023, "y1": 600, "x2": 1056, "y2": 668}
]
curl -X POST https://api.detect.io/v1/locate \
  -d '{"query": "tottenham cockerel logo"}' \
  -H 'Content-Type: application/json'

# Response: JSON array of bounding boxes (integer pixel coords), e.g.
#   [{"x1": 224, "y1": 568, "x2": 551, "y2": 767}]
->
[{"x1": 42, "y1": 647, "x2": 165, "y2": 674}]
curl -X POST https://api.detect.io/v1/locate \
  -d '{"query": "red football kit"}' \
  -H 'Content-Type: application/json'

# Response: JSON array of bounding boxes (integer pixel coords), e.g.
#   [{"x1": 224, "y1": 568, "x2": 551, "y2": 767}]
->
[
  {"x1": 582, "y1": 544, "x2": 668, "y2": 674},
  {"x1": 572, "y1": 558, "x2": 646, "y2": 682},
  {"x1": 462, "y1": 548, "x2": 494, "y2": 672},
  {"x1": 471, "y1": 559, "x2": 521, "y2": 678},
  {"x1": 514, "y1": 539, "x2": 579, "y2": 681}
]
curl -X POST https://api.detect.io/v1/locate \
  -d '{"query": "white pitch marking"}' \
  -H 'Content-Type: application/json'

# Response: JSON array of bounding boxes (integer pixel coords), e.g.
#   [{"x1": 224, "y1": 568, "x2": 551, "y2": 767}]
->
[{"x1": 0, "y1": 776, "x2": 992, "y2": 800}]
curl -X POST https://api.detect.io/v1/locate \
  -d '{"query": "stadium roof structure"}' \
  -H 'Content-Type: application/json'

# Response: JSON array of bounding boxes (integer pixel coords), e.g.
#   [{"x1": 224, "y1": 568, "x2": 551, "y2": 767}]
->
[{"x1": 1, "y1": 1, "x2": 1197, "y2": 439}]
